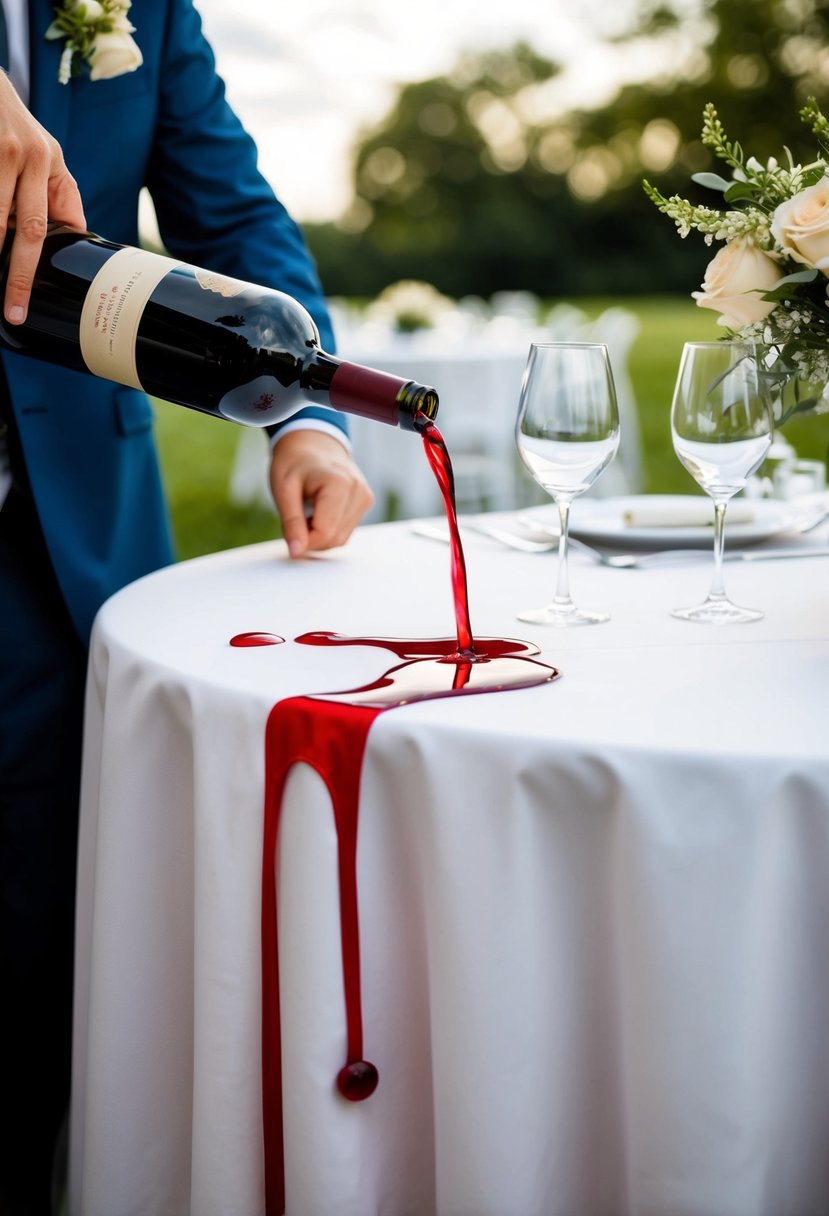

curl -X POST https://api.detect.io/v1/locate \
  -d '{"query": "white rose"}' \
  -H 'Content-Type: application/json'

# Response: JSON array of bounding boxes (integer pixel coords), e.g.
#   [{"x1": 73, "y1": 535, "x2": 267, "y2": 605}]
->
[
  {"x1": 771, "y1": 177, "x2": 829, "y2": 275},
  {"x1": 88, "y1": 29, "x2": 142, "y2": 81},
  {"x1": 108, "y1": 8, "x2": 137, "y2": 34},
  {"x1": 691, "y1": 239, "x2": 779, "y2": 328},
  {"x1": 69, "y1": 0, "x2": 105, "y2": 15}
]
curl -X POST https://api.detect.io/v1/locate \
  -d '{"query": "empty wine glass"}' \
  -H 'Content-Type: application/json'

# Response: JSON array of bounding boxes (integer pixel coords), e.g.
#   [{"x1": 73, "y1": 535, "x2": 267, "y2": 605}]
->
[
  {"x1": 670, "y1": 341, "x2": 773, "y2": 624},
  {"x1": 515, "y1": 342, "x2": 620, "y2": 626}
]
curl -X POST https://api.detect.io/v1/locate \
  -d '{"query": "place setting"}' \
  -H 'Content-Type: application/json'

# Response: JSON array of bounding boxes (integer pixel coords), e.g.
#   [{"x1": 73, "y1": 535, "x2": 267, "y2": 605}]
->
[{"x1": 518, "y1": 491, "x2": 828, "y2": 552}]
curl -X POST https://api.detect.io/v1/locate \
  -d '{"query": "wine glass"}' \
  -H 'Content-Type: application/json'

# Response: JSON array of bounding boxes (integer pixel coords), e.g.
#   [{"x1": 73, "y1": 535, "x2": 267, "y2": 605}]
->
[
  {"x1": 515, "y1": 342, "x2": 620, "y2": 626},
  {"x1": 670, "y1": 341, "x2": 773, "y2": 624}
]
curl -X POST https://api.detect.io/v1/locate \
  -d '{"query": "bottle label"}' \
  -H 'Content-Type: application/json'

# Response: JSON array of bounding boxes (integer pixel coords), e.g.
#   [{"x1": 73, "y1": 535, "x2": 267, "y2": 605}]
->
[{"x1": 79, "y1": 246, "x2": 181, "y2": 389}]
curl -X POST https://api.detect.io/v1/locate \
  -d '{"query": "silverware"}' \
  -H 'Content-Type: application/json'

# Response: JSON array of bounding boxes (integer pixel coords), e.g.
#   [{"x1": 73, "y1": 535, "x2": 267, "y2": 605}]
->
[
  {"x1": 599, "y1": 546, "x2": 829, "y2": 568},
  {"x1": 412, "y1": 520, "x2": 557, "y2": 553},
  {"x1": 410, "y1": 520, "x2": 829, "y2": 568},
  {"x1": 789, "y1": 505, "x2": 829, "y2": 534}
]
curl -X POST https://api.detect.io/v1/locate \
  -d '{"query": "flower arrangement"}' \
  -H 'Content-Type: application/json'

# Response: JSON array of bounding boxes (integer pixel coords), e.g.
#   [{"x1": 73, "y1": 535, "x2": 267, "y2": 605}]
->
[
  {"x1": 46, "y1": 0, "x2": 142, "y2": 84},
  {"x1": 644, "y1": 98, "x2": 829, "y2": 420},
  {"x1": 367, "y1": 280, "x2": 455, "y2": 333}
]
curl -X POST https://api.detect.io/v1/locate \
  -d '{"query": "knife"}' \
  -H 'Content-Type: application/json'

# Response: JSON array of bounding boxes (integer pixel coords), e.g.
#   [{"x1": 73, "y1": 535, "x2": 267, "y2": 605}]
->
[{"x1": 723, "y1": 547, "x2": 829, "y2": 562}]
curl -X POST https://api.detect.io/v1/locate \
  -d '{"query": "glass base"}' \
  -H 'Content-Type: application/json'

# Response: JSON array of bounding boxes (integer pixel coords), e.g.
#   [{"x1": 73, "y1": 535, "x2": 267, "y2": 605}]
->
[
  {"x1": 671, "y1": 598, "x2": 763, "y2": 624},
  {"x1": 517, "y1": 603, "x2": 610, "y2": 627}
]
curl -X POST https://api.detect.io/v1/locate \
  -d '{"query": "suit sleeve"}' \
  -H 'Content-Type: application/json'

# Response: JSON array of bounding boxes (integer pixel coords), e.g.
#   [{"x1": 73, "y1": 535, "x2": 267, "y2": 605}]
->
[{"x1": 145, "y1": 0, "x2": 348, "y2": 441}]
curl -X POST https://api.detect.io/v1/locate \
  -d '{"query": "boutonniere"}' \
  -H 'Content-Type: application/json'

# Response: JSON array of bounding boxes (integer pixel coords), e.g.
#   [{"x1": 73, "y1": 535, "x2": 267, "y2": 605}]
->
[{"x1": 46, "y1": 0, "x2": 143, "y2": 85}]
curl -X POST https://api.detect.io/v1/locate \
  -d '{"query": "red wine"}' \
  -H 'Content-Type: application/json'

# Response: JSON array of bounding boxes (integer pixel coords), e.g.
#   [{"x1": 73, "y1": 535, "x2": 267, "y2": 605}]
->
[
  {"x1": 0, "y1": 224, "x2": 439, "y2": 430},
  {"x1": 259, "y1": 634, "x2": 558, "y2": 1214},
  {"x1": 297, "y1": 631, "x2": 558, "y2": 704},
  {"x1": 229, "y1": 632, "x2": 286, "y2": 647},
  {"x1": 420, "y1": 419, "x2": 475, "y2": 656},
  {"x1": 248, "y1": 418, "x2": 560, "y2": 1212}
]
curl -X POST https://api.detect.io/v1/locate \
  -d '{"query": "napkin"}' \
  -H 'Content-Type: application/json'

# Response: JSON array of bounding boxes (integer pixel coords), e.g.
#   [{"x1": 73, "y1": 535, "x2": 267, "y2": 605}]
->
[{"x1": 622, "y1": 501, "x2": 755, "y2": 528}]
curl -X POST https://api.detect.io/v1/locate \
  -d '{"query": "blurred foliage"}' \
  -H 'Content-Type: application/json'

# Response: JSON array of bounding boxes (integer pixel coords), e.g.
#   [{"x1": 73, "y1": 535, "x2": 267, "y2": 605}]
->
[{"x1": 305, "y1": 0, "x2": 829, "y2": 299}]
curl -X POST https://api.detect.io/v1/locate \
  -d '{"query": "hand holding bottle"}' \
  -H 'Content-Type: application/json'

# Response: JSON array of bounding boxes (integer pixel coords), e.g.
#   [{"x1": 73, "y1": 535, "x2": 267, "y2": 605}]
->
[
  {"x1": 0, "y1": 73, "x2": 86, "y2": 324},
  {"x1": 270, "y1": 430, "x2": 375, "y2": 556}
]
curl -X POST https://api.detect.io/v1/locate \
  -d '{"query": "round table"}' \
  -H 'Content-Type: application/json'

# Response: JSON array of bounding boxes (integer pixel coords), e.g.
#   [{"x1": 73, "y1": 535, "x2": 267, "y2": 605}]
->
[{"x1": 70, "y1": 511, "x2": 829, "y2": 1216}]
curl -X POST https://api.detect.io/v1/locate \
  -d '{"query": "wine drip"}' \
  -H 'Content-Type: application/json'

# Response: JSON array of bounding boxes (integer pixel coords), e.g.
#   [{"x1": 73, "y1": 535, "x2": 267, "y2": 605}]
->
[{"x1": 229, "y1": 632, "x2": 285, "y2": 647}]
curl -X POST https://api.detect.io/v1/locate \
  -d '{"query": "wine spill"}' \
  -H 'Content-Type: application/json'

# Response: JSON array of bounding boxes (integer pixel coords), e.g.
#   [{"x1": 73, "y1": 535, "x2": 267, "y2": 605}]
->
[
  {"x1": 245, "y1": 417, "x2": 559, "y2": 1215},
  {"x1": 229, "y1": 631, "x2": 286, "y2": 647}
]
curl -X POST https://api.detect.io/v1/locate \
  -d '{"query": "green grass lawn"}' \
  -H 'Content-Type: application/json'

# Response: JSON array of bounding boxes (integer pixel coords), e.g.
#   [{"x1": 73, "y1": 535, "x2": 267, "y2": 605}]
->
[{"x1": 155, "y1": 295, "x2": 829, "y2": 561}]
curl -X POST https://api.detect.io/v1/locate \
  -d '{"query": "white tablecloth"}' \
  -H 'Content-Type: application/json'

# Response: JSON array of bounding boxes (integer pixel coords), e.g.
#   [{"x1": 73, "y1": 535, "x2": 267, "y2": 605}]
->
[{"x1": 70, "y1": 511, "x2": 829, "y2": 1216}]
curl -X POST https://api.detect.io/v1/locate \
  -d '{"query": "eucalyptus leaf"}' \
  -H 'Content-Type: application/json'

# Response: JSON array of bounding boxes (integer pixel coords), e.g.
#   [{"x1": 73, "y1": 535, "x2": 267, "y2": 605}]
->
[
  {"x1": 774, "y1": 268, "x2": 820, "y2": 285},
  {"x1": 723, "y1": 181, "x2": 760, "y2": 203},
  {"x1": 690, "y1": 172, "x2": 732, "y2": 192},
  {"x1": 793, "y1": 395, "x2": 821, "y2": 415}
]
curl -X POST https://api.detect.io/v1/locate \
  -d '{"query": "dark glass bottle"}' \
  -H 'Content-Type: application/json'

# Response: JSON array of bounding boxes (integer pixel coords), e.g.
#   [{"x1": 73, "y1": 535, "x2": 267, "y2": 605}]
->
[{"x1": 0, "y1": 224, "x2": 439, "y2": 430}]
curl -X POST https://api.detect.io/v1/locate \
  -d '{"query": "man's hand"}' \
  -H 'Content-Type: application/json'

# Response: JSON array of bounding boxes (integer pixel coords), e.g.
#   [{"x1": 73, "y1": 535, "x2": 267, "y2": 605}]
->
[
  {"x1": 0, "y1": 72, "x2": 86, "y2": 324},
  {"x1": 269, "y1": 429, "x2": 375, "y2": 557}
]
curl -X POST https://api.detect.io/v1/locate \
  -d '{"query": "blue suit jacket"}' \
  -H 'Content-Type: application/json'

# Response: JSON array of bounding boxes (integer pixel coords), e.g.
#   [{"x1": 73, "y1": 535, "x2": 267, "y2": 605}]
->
[{"x1": 5, "y1": 0, "x2": 342, "y2": 642}]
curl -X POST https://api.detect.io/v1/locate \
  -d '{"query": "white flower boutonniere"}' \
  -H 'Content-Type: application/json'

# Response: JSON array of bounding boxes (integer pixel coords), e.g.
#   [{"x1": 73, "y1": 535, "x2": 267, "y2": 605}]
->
[{"x1": 46, "y1": 0, "x2": 142, "y2": 84}]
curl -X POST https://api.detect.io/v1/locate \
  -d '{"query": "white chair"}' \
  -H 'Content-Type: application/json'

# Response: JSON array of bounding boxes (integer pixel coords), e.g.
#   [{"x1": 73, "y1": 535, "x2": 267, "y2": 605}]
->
[{"x1": 585, "y1": 306, "x2": 644, "y2": 497}]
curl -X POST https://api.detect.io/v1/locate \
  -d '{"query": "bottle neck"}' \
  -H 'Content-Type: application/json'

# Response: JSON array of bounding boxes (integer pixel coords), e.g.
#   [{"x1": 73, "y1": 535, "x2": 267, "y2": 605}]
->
[{"x1": 304, "y1": 352, "x2": 439, "y2": 430}]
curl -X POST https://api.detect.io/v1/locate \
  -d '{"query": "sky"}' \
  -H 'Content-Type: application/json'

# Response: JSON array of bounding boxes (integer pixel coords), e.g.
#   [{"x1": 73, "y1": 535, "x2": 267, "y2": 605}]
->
[{"x1": 194, "y1": 0, "x2": 668, "y2": 223}]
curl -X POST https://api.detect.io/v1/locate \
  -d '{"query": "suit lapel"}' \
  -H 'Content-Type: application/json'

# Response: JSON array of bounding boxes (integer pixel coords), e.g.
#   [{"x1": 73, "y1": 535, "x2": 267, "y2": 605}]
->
[{"x1": 28, "y1": 0, "x2": 70, "y2": 150}]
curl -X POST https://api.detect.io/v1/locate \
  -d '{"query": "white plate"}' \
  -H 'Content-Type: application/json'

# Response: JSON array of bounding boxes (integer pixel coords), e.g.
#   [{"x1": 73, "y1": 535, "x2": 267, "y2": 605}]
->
[{"x1": 519, "y1": 495, "x2": 820, "y2": 550}]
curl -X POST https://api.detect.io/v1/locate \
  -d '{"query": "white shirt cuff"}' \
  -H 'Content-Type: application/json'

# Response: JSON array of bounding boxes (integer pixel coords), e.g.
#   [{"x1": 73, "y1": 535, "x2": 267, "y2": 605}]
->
[{"x1": 268, "y1": 418, "x2": 352, "y2": 452}]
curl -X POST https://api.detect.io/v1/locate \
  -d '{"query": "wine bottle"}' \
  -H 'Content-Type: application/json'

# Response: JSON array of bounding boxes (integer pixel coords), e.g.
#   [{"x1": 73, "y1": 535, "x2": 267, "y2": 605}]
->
[{"x1": 0, "y1": 224, "x2": 439, "y2": 430}]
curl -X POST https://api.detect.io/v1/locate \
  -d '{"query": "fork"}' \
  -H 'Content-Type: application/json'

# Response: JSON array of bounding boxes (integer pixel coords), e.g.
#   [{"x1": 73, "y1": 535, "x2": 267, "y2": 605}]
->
[
  {"x1": 412, "y1": 519, "x2": 642, "y2": 562},
  {"x1": 455, "y1": 520, "x2": 704, "y2": 566}
]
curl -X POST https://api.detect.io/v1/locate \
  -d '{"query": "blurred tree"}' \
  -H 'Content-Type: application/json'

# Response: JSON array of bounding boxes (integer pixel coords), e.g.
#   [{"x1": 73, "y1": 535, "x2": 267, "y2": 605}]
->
[{"x1": 305, "y1": 0, "x2": 829, "y2": 299}]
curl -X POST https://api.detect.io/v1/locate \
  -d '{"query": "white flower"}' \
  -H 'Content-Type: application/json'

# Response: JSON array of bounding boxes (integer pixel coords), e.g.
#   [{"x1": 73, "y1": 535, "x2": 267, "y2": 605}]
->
[
  {"x1": 88, "y1": 29, "x2": 142, "y2": 80},
  {"x1": 691, "y1": 239, "x2": 780, "y2": 329},
  {"x1": 46, "y1": 0, "x2": 141, "y2": 84},
  {"x1": 72, "y1": 0, "x2": 105, "y2": 17},
  {"x1": 771, "y1": 176, "x2": 829, "y2": 275}
]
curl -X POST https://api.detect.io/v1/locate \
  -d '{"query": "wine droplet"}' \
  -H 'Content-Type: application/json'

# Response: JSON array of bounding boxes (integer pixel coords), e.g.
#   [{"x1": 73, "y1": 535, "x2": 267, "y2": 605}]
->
[
  {"x1": 229, "y1": 632, "x2": 286, "y2": 647},
  {"x1": 336, "y1": 1060, "x2": 380, "y2": 1102}
]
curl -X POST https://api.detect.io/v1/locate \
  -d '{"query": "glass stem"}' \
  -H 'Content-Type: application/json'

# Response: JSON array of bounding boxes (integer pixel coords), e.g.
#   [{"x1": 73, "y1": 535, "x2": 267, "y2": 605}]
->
[
  {"x1": 708, "y1": 498, "x2": 728, "y2": 601},
  {"x1": 553, "y1": 496, "x2": 573, "y2": 608}
]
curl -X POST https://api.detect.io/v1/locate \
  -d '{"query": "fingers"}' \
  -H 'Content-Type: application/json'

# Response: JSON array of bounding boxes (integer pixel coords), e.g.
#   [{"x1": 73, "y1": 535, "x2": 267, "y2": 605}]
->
[
  {"x1": 275, "y1": 485, "x2": 311, "y2": 558},
  {"x1": 4, "y1": 151, "x2": 85, "y2": 325},
  {"x1": 4, "y1": 205, "x2": 49, "y2": 325},
  {"x1": 48, "y1": 162, "x2": 86, "y2": 230},
  {"x1": 304, "y1": 476, "x2": 374, "y2": 552},
  {"x1": 270, "y1": 430, "x2": 375, "y2": 557},
  {"x1": 0, "y1": 74, "x2": 86, "y2": 324}
]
